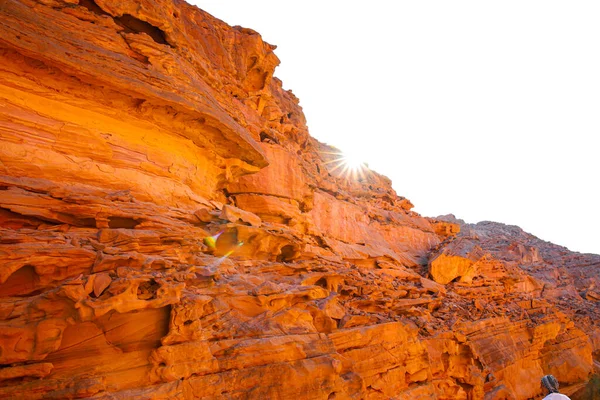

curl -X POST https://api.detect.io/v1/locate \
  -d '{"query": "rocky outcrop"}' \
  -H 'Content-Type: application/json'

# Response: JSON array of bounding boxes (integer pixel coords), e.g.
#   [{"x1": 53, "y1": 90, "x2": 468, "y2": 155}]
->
[
  {"x1": 0, "y1": 1, "x2": 598, "y2": 399},
  {"x1": 428, "y1": 217, "x2": 600, "y2": 399}
]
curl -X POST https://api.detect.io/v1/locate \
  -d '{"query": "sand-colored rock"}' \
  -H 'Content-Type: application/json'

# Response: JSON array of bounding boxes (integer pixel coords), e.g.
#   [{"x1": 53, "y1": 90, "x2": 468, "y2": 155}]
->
[{"x1": 0, "y1": 1, "x2": 598, "y2": 399}]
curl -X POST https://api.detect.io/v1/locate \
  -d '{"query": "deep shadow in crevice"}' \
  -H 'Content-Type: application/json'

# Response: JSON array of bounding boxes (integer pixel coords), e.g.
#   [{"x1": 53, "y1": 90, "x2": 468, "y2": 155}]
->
[
  {"x1": 78, "y1": 0, "x2": 110, "y2": 16},
  {"x1": 314, "y1": 277, "x2": 328, "y2": 289},
  {"x1": 137, "y1": 279, "x2": 160, "y2": 300},
  {"x1": 277, "y1": 245, "x2": 298, "y2": 262},
  {"x1": 115, "y1": 14, "x2": 169, "y2": 46},
  {"x1": 259, "y1": 131, "x2": 279, "y2": 144},
  {"x1": 108, "y1": 217, "x2": 139, "y2": 229},
  {"x1": 78, "y1": 0, "x2": 170, "y2": 46}
]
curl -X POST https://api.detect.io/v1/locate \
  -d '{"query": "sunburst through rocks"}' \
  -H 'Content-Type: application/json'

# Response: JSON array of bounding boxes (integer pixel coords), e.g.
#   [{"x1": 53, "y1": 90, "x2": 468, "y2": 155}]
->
[{"x1": 321, "y1": 148, "x2": 371, "y2": 181}]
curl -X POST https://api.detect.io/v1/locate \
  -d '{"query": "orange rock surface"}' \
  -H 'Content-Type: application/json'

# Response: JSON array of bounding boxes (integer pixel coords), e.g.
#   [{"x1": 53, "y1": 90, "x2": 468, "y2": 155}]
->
[{"x1": 0, "y1": 1, "x2": 598, "y2": 399}]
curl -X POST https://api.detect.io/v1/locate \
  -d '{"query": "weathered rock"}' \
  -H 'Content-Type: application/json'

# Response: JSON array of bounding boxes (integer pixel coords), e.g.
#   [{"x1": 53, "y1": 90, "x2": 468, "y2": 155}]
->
[
  {"x1": 0, "y1": 1, "x2": 598, "y2": 399},
  {"x1": 219, "y1": 204, "x2": 262, "y2": 227}
]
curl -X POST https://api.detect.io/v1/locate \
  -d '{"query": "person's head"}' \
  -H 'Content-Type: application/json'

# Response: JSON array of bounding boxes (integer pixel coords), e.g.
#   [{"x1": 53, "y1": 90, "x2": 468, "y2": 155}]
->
[{"x1": 541, "y1": 375, "x2": 559, "y2": 394}]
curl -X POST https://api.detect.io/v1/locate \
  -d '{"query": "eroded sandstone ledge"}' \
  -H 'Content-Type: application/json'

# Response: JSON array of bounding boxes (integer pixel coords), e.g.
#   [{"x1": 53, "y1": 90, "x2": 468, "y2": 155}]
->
[{"x1": 0, "y1": 1, "x2": 598, "y2": 399}]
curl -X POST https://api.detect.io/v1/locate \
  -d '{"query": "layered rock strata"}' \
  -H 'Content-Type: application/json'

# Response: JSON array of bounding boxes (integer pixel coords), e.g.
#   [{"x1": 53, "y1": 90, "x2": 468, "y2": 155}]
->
[{"x1": 0, "y1": 1, "x2": 598, "y2": 399}]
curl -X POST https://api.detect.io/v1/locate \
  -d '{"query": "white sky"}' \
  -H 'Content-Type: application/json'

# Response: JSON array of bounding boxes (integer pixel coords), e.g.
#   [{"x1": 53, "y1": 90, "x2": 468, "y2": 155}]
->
[{"x1": 194, "y1": 1, "x2": 600, "y2": 255}]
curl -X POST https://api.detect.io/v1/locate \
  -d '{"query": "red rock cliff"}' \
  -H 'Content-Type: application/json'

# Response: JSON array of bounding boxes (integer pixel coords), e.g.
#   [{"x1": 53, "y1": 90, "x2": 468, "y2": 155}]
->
[{"x1": 0, "y1": 1, "x2": 598, "y2": 399}]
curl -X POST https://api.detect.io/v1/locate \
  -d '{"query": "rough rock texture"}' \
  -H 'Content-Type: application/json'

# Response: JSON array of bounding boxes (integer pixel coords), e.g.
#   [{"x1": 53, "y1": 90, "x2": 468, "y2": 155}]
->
[{"x1": 0, "y1": 1, "x2": 598, "y2": 399}]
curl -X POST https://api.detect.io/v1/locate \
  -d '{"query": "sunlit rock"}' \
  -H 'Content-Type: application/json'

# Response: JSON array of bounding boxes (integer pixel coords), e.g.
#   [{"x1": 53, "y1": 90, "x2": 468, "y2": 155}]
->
[{"x1": 0, "y1": 1, "x2": 598, "y2": 399}]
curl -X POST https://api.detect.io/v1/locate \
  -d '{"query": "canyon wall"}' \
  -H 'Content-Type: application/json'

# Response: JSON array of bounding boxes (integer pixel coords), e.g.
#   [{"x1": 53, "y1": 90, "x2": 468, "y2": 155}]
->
[{"x1": 0, "y1": 0, "x2": 598, "y2": 399}]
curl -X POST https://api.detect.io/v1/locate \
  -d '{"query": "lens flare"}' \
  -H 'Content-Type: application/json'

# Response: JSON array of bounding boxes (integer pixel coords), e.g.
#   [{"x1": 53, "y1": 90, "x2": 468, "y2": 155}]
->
[
  {"x1": 223, "y1": 241, "x2": 244, "y2": 258},
  {"x1": 202, "y1": 228, "x2": 246, "y2": 270},
  {"x1": 208, "y1": 241, "x2": 245, "y2": 268},
  {"x1": 321, "y1": 148, "x2": 370, "y2": 181},
  {"x1": 203, "y1": 230, "x2": 223, "y2": 249}
]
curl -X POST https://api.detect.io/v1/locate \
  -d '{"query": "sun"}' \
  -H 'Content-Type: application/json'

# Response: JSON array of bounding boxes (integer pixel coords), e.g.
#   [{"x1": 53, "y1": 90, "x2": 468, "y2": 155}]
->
[
  {"x1": 321, "y1": 147, "x2": 370, "y2": 181},
  {"x1": 341, "y1": 151, "x2": 367, "y2": 172}
]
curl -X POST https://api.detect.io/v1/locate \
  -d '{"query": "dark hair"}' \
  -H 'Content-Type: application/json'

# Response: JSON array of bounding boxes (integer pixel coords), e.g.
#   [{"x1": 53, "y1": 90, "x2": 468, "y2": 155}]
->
[{"x1": 541, "y1": 375, "x2": 559, "y2": 393}]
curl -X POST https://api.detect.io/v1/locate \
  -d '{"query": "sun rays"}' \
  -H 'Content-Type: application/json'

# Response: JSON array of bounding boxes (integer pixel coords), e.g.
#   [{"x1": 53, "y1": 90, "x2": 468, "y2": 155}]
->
[{"x1": 321, "y1": 148, "x2": 371, "y2": 181}]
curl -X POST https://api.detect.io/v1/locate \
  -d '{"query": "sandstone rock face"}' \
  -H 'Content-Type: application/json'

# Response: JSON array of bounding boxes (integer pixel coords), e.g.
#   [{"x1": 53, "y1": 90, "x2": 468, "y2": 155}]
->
[
  {"x1": 429, "y1": 217, "x2": 600, "y2": 399},
  {"x1": 0, "y1": 1, "x2": 597, "y2": 399}
]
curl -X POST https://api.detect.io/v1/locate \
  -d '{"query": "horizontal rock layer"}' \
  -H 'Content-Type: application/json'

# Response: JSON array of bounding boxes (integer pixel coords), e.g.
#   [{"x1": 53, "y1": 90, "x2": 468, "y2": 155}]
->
[{"x1": 0, "y1": 1, "x2": 598, "y2": 399}]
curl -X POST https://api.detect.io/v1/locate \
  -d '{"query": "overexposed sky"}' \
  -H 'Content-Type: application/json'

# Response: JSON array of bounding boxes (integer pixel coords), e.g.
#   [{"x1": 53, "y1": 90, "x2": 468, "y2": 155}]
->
[{"x1": 195, "y1": 1, "x2": 600, "y2": 255}]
